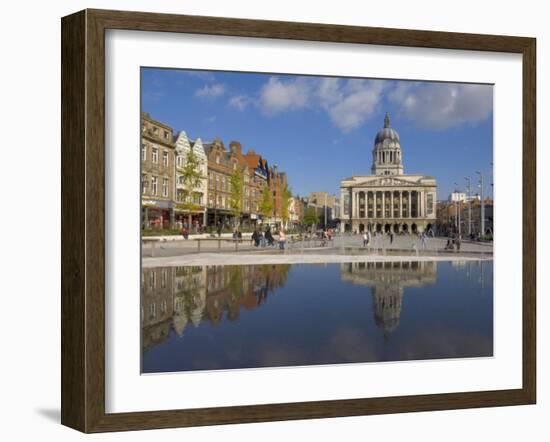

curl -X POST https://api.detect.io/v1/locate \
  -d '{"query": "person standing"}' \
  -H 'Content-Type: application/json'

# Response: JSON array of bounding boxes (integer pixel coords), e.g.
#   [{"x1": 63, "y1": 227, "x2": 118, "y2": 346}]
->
[
  {"x1": 390, "y1": 231, "x2": 394, "y2": 245},
  {"x1": 363, "y1": 231, "x2": 368, "y2": 247},
  {"x1": 251, "y1": 228, "x2": 259, "y2": 247},
  {"x1": 279, "y1": 227, "x2": 286, "y2": 250}
]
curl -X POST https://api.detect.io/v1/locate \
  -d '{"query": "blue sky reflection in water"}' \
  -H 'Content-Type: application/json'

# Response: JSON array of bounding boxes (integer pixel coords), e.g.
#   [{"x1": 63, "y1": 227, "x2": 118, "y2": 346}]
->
[{"x1": 141, "y1": 261, "x2": 493, "y2": 373}]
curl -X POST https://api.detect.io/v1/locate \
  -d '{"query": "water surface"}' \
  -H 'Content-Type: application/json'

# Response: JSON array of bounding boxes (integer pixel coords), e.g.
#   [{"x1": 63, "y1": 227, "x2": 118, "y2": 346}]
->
[{"x1": 141, "y1": 260, "x2": 493, "y2": 373}]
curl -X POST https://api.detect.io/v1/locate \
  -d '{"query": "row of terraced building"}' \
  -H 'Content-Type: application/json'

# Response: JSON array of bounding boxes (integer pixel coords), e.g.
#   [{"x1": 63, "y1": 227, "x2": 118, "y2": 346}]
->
[{"x1": 141, "y1": 112, "x2": 291, "y2": 230}]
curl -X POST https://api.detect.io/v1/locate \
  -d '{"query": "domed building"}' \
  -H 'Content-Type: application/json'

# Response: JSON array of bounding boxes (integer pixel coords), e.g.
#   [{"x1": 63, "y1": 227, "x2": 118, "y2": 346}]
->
[{"x1": 340, "y1": 113, "x2": 437, "y2": 234}]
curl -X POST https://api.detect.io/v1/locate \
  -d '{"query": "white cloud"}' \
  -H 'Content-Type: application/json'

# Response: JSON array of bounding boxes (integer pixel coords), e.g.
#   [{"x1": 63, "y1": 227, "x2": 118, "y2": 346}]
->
[
  {"x1": 228, "y1": 94, "x2": 251, "y2": 111},
  {"x1": 195, "y1": 83, "x2": 225, "y2": 99},
  {"x1": 256, "y1": 76, "x2": 386, "y2": 132},
  {"x1": 317, "y1": 78, "x2": 386, "y2": 132},
  {"x1": 258, "y1": 77, "x2": 312, "y2": 115},
  {"x1": 389, "y1": 82, "x2": 493, "y2": 129}
]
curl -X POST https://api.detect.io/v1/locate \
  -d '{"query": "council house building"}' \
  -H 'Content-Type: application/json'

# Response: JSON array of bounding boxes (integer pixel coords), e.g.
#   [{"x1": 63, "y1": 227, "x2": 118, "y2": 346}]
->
[{"x1": 340, "y1": 113, "x2": 437, "y2": 234}]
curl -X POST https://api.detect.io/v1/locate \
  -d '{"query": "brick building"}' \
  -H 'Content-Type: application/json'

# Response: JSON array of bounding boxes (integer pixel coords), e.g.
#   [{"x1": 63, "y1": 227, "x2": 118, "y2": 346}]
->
[{"x1": 141, "y1": 112, "x2": 176, "y2": 228}]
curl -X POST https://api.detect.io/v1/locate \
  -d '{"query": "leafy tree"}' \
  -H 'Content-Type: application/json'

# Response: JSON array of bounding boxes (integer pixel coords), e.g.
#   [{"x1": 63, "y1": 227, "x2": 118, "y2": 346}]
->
[
  {"x1": 258, "y1": 185, "x2": 273, "y2": 220},
  {"x1": 303, "y1": 207, "x2": 320, "y2": 226},
  {"x1": 229, "y1": 168, "x2": 244, "y2": 226},
  {"x1": 280, "y1": 184, "x2": 292, "y2": 225},
  {"x1": 176, "y1": 149, "x2": 203, "y2": 224}
]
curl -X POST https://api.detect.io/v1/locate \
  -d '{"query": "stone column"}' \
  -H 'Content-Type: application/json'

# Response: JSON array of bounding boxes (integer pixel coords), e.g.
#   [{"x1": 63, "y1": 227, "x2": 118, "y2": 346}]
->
[
  {"x1": 399, "y1": 192, "x2": 403, "y2": 219},
  {"x1": 348, "y1": 188, "x2": 353, "y2": 222},
  {"x1": 408, "y1": 192, "x2": 412, "y2": 218},
  {"x1": 382, "y1": 191, "x2": 385, "y2": 220},
  {"x1": 390, "y1": 192, "x2": 394, "y2": 218}
]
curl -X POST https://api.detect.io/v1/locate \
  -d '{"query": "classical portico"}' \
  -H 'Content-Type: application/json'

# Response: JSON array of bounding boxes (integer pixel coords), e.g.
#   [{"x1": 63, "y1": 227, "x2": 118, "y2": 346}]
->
[{"x1": 340, "y1": 114, "x2": 437, "y2": 234}]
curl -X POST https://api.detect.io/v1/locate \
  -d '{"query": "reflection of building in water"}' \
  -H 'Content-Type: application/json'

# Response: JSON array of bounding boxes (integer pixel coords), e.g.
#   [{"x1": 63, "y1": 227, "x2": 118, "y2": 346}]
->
[
  {"x1": 141, "y1": 267, "x2": 175, "y2": 352},
  {"x1": 172, "y1": 266, "x2": 207, "y2": 336},
  {"x1": 204, "y1": 264, "x2": 290, "y2": 324},
  {"x1": 341, "y1": 261, "x2": 437, "y2": 338},
  {"x1": 141, "y1": 264, "x2": 291, "y2": 350}
]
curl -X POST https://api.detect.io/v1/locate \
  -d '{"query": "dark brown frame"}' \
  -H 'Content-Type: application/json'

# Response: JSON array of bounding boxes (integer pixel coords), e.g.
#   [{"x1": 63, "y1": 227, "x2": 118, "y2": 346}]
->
[{"x1": 61, "y1": 8, "x2": 536, "y2": 433}]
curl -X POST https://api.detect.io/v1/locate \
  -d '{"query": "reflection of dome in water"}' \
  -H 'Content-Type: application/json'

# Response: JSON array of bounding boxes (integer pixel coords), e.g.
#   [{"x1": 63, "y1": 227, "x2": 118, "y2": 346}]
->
[
  {"x1": 372, "y1": 286, "x2": 403, "y2": 338},
  {"x1": 340, "y1": 261, "x2": 437, "y2": 339}
]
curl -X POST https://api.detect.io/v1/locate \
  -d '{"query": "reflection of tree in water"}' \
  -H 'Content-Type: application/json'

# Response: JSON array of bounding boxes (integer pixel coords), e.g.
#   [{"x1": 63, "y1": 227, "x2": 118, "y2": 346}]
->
[
  {"x1": 340, "y1": 261, "x2": 437, "y2": 339},
  {"x1": 141, "y1": 264, "x2": 291, "y2": 351},
  {"x1": 204, "y1": 264, "x2": 290, "y2": 324}
]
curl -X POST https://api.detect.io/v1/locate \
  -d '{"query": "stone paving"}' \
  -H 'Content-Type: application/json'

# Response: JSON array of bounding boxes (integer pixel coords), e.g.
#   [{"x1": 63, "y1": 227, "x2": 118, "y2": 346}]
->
[
  {"x1": 142, "y1": 233, "x2": 493, "y2": 268},
  {"x1": 142, "y1": 233, "x2": 493, "y2": 257},
  {"x1": 142, "y1": 251, "x2": 492, "y2": 268}
]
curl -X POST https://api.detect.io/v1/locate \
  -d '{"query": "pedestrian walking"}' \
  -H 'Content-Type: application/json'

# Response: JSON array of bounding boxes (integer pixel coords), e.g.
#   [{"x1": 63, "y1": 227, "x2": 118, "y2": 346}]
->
[
  {"x1": 279, "y1": 227, "x2": 286, "y2": 250},
  {"x1": 266, "y1": 227, "x2": 275, "y2": 246},
  {"x1": 251, "y1": 229, "x2": 260, "y2": 247},
  {"x1": 390, "y1": 231, "x2": 394, "y2": 245}
]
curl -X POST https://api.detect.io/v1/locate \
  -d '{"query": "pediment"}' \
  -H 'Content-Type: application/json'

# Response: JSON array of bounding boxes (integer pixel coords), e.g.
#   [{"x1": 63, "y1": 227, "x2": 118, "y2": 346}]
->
[{"x1": 357, "y1": 176, "x2": 417, "y2": 187}]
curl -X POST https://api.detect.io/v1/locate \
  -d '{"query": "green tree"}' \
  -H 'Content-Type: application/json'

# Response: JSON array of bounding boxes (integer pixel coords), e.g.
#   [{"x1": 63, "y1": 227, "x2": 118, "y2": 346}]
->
[
  {"x1": 229, "y1": 168, "x2": 244, "y2": 226},
  {"x1": 280, "y1": 184, "x2": 292, "y2": 226},
  {"x1": 303, "y1": 207, "x2": 320, "y2": 227},
  {"x1": 259, "y1": 186, "x2": 273, "y2": 221},
  {"x1": 176, "y1": 149, "x2": 203, "y2": 225}
]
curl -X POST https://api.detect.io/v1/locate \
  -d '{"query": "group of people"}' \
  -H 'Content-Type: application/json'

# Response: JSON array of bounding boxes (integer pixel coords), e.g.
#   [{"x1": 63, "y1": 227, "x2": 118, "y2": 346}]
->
[
  {"x1": 179, "y1": 220, "x2": 204, "y2": 239},
  {"x1": 361, "y1": 230, "x2": 391, "y2": 249},
  {"x1": 251, "y1": 226, "x2": 287, "y2": 250},
  {"x1": 360, "y1": 229, "x2": 429, "y2": 251},
  {"x1": 444, "y1": 233, "x2": 461, "y2": 251}
]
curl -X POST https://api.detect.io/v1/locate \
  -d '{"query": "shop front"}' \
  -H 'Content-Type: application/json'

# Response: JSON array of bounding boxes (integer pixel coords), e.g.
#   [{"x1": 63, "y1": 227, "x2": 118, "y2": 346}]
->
[
  {"x1": 142, "y1": 199, "x2": 174, "y2": 229},
  {"x1": 174, "y1": 205, "x2": 207, "y2": 232}
]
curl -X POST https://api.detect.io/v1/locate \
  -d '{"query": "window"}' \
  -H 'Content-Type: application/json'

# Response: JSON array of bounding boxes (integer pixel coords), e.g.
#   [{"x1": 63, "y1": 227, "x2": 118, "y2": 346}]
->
[
  {"x1": 209, "y1": 174, "x2": 213, "y2": 187},
  {"x1": 163, "y1": 130, "x2": 169, "y2": 140},
  {"x1": 152, "y1": 147, "x2": 158, "y2": 163},
  {"x1": 153, "y1": 127, "x2": 158, "y2": 134},
  {"x1": 222, "y1": 196, "x2": 225, "y2": 208},
  {"x1": 209, "y1": 194, "x2": 213, "y2": 207},
  {"x1": 162, "y1": 178, "x2": 168, "y2": 197},
  {"x1": 141, "y1": 174, "x2": 147, "y2": 195},
  {"x1": 149, "y1": 303, "x2": 156, "y2": 319},
  {"x1": 178, "y1": 175, "x2": 184, "y2": 185},
  {"x1": 222, "y1": 177, "x2": 226, "y2": 191},
  {"x1": 141, "y1": 144, "x2": 147, "y2": 161},
  {"x1": 216, "y1": 175, "x2": 220, "y2": 189},
  {"x1": 163, "y1": 151, "x2": 168, "y2": 167},
  {"x1": 151, "y1": 176, "x2": 158, "y2": 196},
  {"x1": 161, "y1": 270, "x2": 167, "y2": 288}
]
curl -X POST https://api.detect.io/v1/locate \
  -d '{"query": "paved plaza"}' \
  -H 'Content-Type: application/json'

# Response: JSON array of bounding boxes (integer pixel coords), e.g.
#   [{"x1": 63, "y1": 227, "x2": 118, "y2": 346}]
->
[{"x1": 142, "y1": 232, "x2": 493, "y2": 267}]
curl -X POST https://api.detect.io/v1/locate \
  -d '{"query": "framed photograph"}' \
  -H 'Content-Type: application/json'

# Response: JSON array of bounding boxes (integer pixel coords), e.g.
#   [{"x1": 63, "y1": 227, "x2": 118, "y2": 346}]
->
[{"x1": 61, "y1": 9, "x2": 536, "y2": 433}]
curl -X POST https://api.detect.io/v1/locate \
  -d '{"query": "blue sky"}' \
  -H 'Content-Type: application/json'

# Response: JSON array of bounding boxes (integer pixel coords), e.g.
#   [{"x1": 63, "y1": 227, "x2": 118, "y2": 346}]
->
[{"x1": 141, "y1": 68, "x2": 493, "y2": 201}]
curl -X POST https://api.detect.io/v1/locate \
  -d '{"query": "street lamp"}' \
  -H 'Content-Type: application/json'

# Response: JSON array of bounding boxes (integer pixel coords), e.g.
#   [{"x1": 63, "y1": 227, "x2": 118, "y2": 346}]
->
[
  {"x1": 464, "y1": 177, "x2": 472, "y2": 237},
  {"x1": 476, "y1": 171, "x2": 485, "y2": 237},
  {"x1": 454, "y1": 182, "x2": 461, "y2": 237}
]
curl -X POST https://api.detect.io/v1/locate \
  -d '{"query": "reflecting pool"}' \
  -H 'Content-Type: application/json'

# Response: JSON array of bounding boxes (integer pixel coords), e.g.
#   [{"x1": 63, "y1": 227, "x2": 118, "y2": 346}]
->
[{"x1": 141, "y1": 260, "x2": 493, "y2": 373}]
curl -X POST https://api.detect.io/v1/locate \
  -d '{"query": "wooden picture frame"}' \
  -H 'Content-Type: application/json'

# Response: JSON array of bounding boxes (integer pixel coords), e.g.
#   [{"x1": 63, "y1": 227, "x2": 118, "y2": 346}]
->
[{"x1": 61, "y1": 8, "x2": 536, "y2": 433}]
